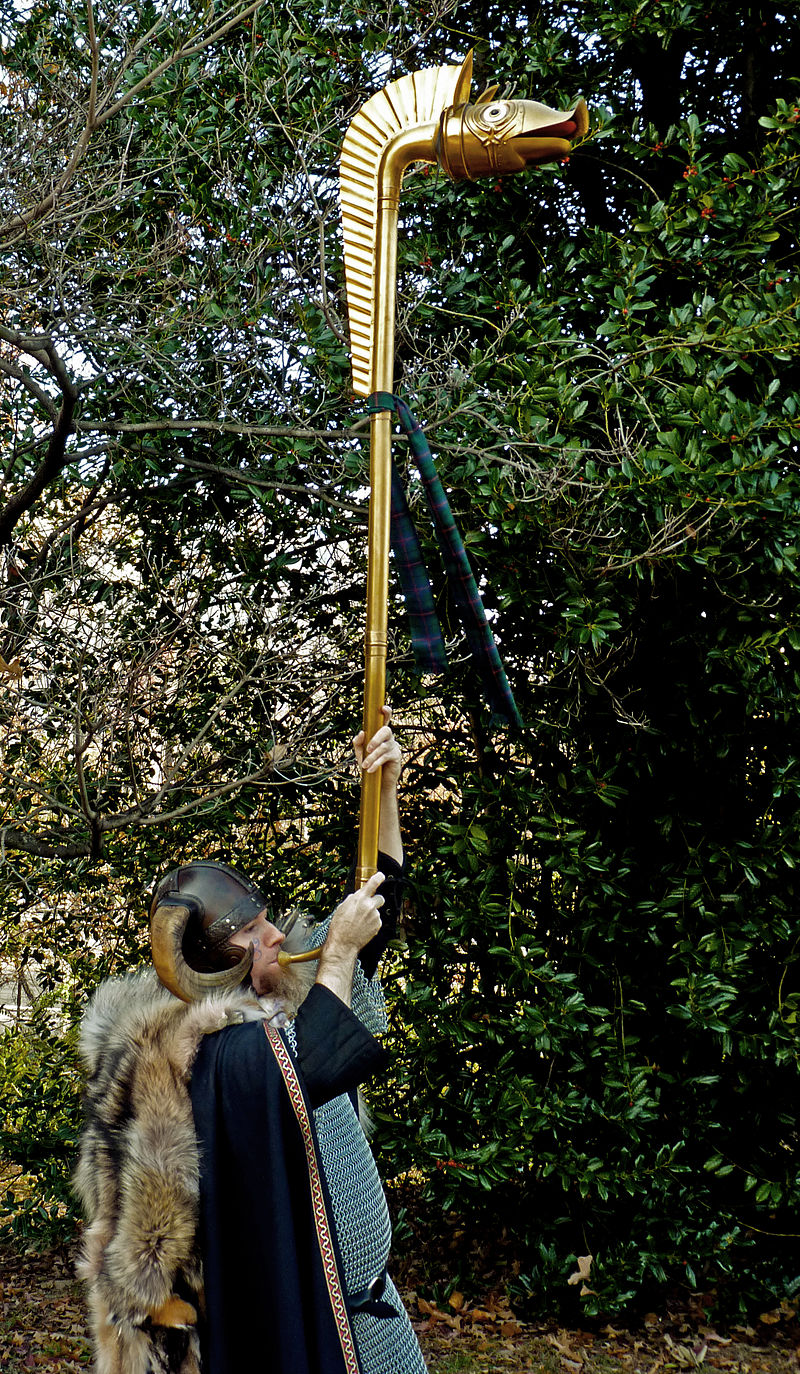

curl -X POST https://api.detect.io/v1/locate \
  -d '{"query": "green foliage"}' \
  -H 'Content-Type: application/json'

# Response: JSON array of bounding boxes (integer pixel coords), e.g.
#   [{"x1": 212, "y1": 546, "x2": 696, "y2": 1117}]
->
[
  {"x1": 1, "y1": 0, "x2": 800, "y2": 1322},
  {"x1": 0, "y1": 992, "x2": 82, "y2": 1246}
]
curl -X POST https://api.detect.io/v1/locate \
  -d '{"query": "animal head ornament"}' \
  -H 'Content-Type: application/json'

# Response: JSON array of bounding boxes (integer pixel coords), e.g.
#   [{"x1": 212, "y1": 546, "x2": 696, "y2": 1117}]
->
[
  {"x1": 435, "y1": 86, "x2": 589, "y2": 181},
  {"x1": 340, "y1": 51, "x2": 588, "y2": 395}
]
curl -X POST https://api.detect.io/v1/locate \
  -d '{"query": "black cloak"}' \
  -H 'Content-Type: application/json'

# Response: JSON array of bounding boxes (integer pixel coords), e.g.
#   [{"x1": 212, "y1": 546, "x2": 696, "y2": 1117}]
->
[
  {"x1": 190, "y1": 984, "x2": 389, "y2": 1374},
  {"x1": 190, "y1": 850, "x2": 403, "y2": 1374}
]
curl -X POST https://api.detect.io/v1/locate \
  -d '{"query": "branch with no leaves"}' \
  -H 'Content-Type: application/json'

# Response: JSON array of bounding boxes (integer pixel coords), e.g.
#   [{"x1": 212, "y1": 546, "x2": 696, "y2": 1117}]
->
[
  {"x1": 0, "y1": 357, "x2": 59, "y2": 423},
  {"x1": 0, "y1": 0, "x2": 266, "y2": 243},
  {"x1": 0, "y1": 326, "x2": 79, "y2": 546}
]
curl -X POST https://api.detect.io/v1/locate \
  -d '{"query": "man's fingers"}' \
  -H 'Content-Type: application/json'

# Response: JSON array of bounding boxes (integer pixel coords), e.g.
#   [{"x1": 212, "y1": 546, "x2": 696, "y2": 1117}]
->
[
  {"x1": 353, "y1": 708, "x2": 401, "y2": 783},
  {"x1": 365, "y1": 724, "x2": 392, "y2": 749},
  {"x1": 362, "y1": 727, "x2": 400, "y2": 768}
]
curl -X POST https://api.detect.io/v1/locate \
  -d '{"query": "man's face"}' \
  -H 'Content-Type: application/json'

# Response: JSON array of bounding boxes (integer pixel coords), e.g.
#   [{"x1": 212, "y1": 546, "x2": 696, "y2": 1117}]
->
[{"x1": 227, "y1": 910, "x2": 286, "y2": 995}]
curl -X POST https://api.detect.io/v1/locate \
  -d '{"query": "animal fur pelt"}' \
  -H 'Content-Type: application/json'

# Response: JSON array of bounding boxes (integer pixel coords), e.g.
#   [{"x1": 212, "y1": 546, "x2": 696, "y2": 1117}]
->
[{"x1": 74, "y1": 969, "x2": 276, "y2": 1374}]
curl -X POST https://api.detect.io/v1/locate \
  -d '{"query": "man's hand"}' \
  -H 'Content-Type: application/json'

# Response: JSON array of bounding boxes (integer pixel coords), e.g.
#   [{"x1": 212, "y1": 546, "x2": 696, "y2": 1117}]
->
[
  {"x1": 315, "y1": 871, "x2": 385, "y2": 1006},
  {"x1": 353, "y1": 705, "x2": 404, "y2": 865},
  {"x1": 353, "y1": 705, "x2": 402, "y2": 792},
  {"x1": 326, "y1": 870, "x2": 385, "y2": 955}
]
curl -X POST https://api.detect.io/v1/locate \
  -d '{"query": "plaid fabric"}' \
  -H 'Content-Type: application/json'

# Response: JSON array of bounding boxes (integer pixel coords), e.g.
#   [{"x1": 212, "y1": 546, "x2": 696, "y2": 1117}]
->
[
  {"x1": 364, "y1": 392, "x2": 523, "y2": 728},
  {"x1": 389, "y1": 464, "x2": 448, "y2": 673}
]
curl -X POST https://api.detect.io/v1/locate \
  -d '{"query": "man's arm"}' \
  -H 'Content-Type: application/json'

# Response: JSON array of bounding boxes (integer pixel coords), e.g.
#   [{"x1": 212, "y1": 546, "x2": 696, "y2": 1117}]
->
[
  {"x1": 296, "y1": 870, "x2": 390, "y2": 1105},
  {"x1": 353, "y1": 704, "x2": 403, "y2": 866}
]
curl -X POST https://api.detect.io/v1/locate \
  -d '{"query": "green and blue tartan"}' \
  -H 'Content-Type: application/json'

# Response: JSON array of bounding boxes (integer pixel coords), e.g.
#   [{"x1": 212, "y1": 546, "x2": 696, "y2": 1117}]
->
[{"x1": 364, "y1": 392, "x2": 523, "y2": 729}]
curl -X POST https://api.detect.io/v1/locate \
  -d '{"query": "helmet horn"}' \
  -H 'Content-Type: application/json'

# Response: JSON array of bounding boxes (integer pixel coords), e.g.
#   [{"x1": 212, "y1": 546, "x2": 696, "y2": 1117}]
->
[{"x1": 150, "y1": 901, "x2": 253, "y2": 1003}]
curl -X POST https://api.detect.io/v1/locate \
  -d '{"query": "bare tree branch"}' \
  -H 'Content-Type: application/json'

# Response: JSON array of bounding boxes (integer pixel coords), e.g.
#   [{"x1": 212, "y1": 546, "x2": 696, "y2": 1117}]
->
[
  {"x1": 0, "y1": 332, "x2": 79, "y2": 545},
  {"x1": 0, "y1": 358, "x2": 59, "y2": 421},
  {"x1": 0, "y1": 0, "x2": 267, "y2": 242},
  {"x1": 74, "y1": 419, "x2": 369, "y2": 439}
]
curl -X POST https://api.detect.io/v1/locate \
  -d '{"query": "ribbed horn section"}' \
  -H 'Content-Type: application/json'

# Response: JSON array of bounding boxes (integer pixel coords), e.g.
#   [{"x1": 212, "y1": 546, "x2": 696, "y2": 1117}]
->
[
  {"x1": 340, "y1": 53, "x2": 473, "y2": 397},
  {"x1": 150, "y1": 902, "x2": 253, "y2": 1004}
]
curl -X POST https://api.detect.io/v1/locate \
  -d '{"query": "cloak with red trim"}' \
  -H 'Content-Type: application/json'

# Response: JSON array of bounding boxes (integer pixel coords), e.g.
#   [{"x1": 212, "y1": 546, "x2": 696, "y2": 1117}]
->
[{"x1": 189, "y1": 982, "x2": 387, "y2": 1374}]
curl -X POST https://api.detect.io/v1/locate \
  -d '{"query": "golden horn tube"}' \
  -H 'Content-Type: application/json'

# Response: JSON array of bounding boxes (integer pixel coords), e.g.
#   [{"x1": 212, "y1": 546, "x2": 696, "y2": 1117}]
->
[
  {"x1": 277, "y1": 945, "x2": 323, "y2": 966},
  {"x1": 356, "y1": 126, "x2": 437, "y2": 889},
  {"x1": 353, "y1": 106, "x2": 588, "y2": 885},
  {"x1": 356, "y1": 408, "x2": 391, "y2": 887},
  {"x1": 283, "y1": 142, "x2": 413, "y2": 951},
  {"x1": 284, "y1": 405, "x2": 395, "y2": 956}
]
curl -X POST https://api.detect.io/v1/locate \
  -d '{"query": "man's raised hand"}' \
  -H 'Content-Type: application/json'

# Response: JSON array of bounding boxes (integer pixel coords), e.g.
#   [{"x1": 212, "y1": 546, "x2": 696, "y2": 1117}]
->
[{"x1": 353, "y1": 705, "x2": 402, "y2": 790}]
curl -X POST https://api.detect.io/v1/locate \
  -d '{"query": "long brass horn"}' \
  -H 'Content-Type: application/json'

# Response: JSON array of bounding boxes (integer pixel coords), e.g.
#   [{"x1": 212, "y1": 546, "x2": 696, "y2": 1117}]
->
[
  {"x1": 284, "y1": 59, "x2": 588, "y2": 958},
  {"x1": 153, "y1": 59, "x2": 587, "y2": 989},
  {"x1": 340, "y1": 53, "x2": 588, "y2": 886},
  {"x1": 150, "y1": 901, "x2": 253, "y2": 1003}
]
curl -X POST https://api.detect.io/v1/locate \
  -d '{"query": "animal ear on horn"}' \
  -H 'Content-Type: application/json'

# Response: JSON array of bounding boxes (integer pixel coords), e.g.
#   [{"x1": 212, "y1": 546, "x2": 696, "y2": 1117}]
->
[{"x1": 150, "y1": 901, "x2": 253, "y2": 1003}]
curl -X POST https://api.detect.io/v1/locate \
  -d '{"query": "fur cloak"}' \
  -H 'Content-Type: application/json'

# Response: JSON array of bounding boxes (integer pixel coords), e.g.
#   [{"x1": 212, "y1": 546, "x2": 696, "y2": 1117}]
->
[{"x1": 74, "y1": 970, "x2": 276, "y2": 1374}]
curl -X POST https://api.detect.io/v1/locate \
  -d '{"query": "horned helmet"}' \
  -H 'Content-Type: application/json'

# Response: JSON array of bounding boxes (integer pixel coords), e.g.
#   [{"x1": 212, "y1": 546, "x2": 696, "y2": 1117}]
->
[{"x1": 149, "y1": 860, "x2": 269, "y2": 1002}]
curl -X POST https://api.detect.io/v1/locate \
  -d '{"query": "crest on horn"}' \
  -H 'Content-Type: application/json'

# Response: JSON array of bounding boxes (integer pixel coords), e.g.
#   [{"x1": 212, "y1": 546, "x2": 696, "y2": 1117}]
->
[{"x1": 340, "y1": 53, "x2": 473, "y2": 398}]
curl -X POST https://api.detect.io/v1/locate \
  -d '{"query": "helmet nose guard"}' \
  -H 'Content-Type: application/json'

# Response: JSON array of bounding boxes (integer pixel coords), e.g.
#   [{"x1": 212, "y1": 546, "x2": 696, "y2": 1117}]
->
[{"x1": 149, "y1": 860, "x2": 266, "y2": 1003}]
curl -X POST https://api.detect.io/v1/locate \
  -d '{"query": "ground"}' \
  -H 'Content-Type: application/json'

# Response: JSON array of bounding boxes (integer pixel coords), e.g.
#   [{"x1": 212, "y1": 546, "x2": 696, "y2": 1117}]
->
[{"x1": 1, "y1": 1245, "x2": 798, "y2": 1374}]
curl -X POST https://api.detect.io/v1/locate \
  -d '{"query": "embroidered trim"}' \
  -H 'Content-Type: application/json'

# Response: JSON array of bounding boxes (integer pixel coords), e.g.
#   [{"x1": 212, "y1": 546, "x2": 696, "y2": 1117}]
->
[{"x1": 264, "y1": 1024, "x2": 361, "y2": 1374}]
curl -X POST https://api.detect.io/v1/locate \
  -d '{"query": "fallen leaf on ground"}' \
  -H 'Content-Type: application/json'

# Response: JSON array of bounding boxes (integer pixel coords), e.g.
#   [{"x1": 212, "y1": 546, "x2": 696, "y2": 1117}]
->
[{"x1": 568, "y1": 1255, "x2": 594, "y2": 1288}]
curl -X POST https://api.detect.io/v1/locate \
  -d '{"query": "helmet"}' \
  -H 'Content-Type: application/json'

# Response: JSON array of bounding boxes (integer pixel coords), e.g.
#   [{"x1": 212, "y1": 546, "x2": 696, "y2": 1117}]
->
[{"x1": 150, "y1": 860, "x2": 269, "y2": 1003}]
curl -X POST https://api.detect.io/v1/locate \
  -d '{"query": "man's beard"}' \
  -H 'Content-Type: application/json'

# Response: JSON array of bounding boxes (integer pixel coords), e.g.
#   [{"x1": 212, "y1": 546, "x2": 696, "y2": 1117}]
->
[
  {"x1": 264, "y1": 958, "x2": 317, "y2": 1019},
  {"x1": 257, "y1": 915, "x2": 319, "y2": 1019}
]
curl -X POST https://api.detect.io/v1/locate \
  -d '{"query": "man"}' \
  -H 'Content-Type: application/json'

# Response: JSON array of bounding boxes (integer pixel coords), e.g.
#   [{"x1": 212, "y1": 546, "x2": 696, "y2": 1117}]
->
[{"x1": 75, "y1": 710, "x2": 428, "y2": 1374}]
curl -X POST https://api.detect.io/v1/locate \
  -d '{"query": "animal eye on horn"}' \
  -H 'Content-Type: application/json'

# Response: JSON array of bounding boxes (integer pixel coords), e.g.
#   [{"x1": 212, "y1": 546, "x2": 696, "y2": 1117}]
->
[{"x1": 150, "y1": 902, "x2": 253, "y2": 1003}]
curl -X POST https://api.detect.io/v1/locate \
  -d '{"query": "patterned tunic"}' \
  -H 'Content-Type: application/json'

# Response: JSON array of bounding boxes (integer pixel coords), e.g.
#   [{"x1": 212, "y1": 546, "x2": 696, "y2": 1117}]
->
[{"x1": 285, "y1": 887, "x2": 428, "y2": 1374}]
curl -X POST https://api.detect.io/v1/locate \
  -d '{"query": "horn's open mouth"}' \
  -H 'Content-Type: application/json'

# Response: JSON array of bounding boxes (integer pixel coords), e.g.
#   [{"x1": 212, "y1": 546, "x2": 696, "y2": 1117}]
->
[
  {"x1": 516, "y1": 98, "x2": 589, "y2": 143},
  {"x1": 516, "y1": 117, "x2": 580, "y2": 140}
]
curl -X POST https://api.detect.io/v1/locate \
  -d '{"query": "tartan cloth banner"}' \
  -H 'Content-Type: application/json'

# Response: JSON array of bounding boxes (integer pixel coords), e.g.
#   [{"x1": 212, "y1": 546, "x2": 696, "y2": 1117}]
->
[
  {"x1": 364, "y1": 392, "x2": 523, "y2": 729},
  {"x1": 388, "y1": 463, "x2": 449, "y2": 673}
]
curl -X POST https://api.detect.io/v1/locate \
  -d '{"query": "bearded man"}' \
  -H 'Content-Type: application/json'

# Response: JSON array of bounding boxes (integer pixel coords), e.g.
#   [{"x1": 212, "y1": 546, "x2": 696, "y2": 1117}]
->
[{"x1": 74, "y1": 710, "x2": 428, "y2": 1374}]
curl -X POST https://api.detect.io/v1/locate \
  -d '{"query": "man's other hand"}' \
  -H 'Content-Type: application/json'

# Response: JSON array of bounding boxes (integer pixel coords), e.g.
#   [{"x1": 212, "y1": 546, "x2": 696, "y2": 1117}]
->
[
  {"x1": 315, "y1": 872, "x2": 385, "y2": 1006},
  {"x1": 353, "y1": 705, "x2": 402, "y2": 791},
  {"x1": 326, "y1": 870, "x2": 385, "y2": 957}
]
